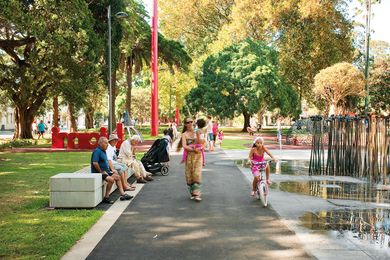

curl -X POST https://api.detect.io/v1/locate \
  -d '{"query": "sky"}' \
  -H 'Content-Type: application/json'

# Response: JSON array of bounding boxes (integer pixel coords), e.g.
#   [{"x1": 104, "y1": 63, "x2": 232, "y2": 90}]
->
[{"x1": 142, "y1": 0, "x2": 390, "y2": 44}]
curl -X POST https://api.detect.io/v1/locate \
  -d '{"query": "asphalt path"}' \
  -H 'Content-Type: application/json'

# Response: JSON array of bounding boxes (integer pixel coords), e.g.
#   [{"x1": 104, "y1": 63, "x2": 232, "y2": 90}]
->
[{"x1": 87, "y1": 151, "x2": 314, "y2": 260}]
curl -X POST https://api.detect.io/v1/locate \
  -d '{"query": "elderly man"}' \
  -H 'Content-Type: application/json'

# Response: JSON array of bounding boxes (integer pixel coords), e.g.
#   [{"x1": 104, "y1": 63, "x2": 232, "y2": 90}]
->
[
  {"x1": 106, "y1": 134, "x2": 136, "y2": 192},
  {"x1": 117, "y1": 135, "x2": 153, "y2": 183},
  {"x1": 91, "y1": 136, "x2": 133, "y2": 203}
]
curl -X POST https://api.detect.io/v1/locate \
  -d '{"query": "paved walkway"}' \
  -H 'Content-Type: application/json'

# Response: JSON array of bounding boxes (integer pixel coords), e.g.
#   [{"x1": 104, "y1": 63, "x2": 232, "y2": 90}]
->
[{"x1": 75, "y1": 150, "x2": 313, "y2": 260}]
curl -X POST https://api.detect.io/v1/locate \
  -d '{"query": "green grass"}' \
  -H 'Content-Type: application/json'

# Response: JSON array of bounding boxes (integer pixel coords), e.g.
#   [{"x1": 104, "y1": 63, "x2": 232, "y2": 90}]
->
[
  {"x1": 220, "y1": 139, "x2": 252, "y2": 150},
  {"x1": 0, "y1": 152, "x2": 104, "y2": 259}
]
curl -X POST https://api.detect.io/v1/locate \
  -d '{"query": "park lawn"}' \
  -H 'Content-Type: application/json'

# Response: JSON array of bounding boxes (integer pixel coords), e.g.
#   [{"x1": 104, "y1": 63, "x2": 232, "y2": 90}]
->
[
  {"x1": 220, "y1": 139, "x2": 252, "y2": 150},
  {"x1": 0, "y1": 152, "x2": 104, "y2": 259}
]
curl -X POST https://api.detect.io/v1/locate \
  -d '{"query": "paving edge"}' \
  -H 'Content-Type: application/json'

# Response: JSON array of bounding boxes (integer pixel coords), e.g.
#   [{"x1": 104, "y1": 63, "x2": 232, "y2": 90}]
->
[{"x1": 61, "y1": 183, "x2": 145, "y2": 260}]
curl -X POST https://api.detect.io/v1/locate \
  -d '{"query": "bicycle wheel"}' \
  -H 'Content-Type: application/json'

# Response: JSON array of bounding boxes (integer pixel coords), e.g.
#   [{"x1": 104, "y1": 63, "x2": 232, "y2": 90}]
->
[
  {"x1": 256, "y1": 183, "x2": 261, "y2": 200},
  {"x1": 259, "y1": 182, "x2": 268, "y2": 207}
]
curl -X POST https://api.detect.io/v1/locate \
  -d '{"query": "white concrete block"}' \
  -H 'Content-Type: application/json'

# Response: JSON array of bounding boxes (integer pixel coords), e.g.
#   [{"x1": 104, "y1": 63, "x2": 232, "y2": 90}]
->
[
  {"x1": 50, "y1": 173, "x2": 102, "y2": 192},
  {"x1": 50, "y1": 189, "x2": 102, "y2": 208}
]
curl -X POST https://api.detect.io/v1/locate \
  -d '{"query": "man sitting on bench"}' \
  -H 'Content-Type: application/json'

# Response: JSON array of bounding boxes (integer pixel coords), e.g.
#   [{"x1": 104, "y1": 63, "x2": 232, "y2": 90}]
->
[{"x1": 91, "y1": 136, "x2": 133, "y2": 204}]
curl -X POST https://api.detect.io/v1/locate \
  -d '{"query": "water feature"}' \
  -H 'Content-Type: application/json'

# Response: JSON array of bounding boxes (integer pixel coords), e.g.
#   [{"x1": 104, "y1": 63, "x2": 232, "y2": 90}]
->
[
  {"x1": 272, "y1": 180, "x2": 390, "y2": 204},
  {"x1": 235, "y1": 159, "x2": 310, "y2": 175},
  {"x1": 300, "y1": 208, "x2": 390, "y2": 248}
]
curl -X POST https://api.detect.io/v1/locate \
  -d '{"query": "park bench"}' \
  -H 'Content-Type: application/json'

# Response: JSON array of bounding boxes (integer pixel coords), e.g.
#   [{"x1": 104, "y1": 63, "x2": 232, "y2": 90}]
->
[{"x1": 49, "y1": 166, "x2": 131, "y2": 208}]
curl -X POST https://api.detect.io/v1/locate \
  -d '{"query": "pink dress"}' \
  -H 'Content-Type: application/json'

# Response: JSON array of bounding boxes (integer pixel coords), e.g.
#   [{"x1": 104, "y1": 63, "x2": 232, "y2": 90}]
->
[{"x1": 251, "y1": 153, "x2": 265, "y2": 177}]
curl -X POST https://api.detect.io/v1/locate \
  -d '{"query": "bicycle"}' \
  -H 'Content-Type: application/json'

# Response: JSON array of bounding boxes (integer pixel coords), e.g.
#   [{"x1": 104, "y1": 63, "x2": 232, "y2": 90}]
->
[{"x1": 251, "y1": 160, "x2": 272, "y2": 207}]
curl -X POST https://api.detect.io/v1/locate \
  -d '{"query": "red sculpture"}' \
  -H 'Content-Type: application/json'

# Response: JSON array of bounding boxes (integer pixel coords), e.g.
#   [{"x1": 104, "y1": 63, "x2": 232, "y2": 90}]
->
[{"x1": 52, "y1": 123, "x2": 124, "y2": 150}]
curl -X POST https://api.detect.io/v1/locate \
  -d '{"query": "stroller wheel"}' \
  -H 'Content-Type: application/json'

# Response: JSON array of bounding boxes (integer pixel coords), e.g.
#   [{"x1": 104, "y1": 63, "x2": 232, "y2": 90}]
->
[{"x1": 161, "y1": 165, "x2": 169, "y2": 176}]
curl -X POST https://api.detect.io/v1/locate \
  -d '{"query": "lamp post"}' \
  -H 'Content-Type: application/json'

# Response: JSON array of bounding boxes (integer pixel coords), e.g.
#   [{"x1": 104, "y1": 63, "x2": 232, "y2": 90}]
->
[
  {"x1": 108, "y1": 5, "x2": 128, "y2": 134},
  {"x1": 364, "y1": 0, "x2": 371, "y2": 115}
]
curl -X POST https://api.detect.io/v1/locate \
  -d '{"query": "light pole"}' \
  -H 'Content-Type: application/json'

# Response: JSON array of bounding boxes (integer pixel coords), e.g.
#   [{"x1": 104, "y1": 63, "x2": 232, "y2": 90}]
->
[
  {"x1": 108, "y1": 5, "x2": 128, "y2": 134},
  {"x1": 364, "y1": 0, "x2": 371, "y2": 115}
]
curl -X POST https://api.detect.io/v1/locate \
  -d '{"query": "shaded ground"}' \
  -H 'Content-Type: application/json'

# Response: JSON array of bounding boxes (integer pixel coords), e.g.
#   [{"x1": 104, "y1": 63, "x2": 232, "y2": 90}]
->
[{"x1": 87, "y1": 151, "x2": 313, "y2": 260}]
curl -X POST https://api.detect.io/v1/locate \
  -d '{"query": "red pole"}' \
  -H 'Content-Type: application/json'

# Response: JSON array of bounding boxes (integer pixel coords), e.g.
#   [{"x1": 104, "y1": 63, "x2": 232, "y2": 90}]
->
[
  {"x1": 175, "y1": 107, "x2": 180, "y2": 125},
  {"x1": 151, "y1": 0, "x2": 159, "y2": 136}
]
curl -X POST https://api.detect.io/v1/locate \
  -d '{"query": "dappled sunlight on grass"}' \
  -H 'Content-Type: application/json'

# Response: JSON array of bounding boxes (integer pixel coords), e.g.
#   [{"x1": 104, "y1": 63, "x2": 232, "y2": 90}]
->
[
  {"x1": 0, "y1": 151, "x2": 104, "y2": 259},
  {"x1": 0, "y1": 171, "x2": 14, "y2": 176}
]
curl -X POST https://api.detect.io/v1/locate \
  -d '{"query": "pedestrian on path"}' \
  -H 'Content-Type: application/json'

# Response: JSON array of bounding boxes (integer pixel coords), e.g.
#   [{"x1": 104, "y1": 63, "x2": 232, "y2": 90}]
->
[
  {"x1": 248, "y1": 136, "x2": 276, "y2": 197},
  {"x1": 177, "y1": 117, "x2": 205, "y2": 201}
]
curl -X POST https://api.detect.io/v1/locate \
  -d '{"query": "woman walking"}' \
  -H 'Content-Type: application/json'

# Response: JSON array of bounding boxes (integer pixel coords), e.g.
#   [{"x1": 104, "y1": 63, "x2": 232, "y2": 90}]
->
[{"x1": 178, "y1": 118, "x2": 205, "y2": 202}]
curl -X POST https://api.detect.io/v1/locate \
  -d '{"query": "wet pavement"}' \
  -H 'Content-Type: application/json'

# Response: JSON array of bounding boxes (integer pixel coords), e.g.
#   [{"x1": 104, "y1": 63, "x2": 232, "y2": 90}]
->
[{"x1": 227, "y1": 149, "x2": 390, "y2": 259}]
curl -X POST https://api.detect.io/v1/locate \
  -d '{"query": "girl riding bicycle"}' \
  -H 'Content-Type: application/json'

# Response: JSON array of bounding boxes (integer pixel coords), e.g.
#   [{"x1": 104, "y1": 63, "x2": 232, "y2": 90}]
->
[{"x1": 248, "y1": 136, "x2": 276, "y2": 196}]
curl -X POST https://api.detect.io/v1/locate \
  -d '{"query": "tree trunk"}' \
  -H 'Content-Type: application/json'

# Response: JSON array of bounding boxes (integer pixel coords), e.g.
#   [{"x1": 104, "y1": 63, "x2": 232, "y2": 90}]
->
[
  {"x1": 242, "y1": 110, "x2": 251, "y2": 132},
  {"x1": 126, "y1": 56, "x2": 133, "y2": 118},
  {"x1": 68, "y1": 103, "x2": 78, "y2": 132},
  {"x1": 85, "y1": 105, "x2": 94, "y2": 129},
  {"x1": 53, "y1": 96, "x2": 59, "y2": 127},
  {"x1": 14, "y1": 106, "x2": 34, "y2": 139}
]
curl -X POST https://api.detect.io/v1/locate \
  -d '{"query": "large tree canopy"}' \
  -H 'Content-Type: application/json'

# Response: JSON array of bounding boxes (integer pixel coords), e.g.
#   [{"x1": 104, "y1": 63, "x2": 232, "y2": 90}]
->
[
  {"x1": 0, "y1": 0, "x2": 100, "y2": 138},
  {"x1": 369, "y1": 58, "x2": 390, "y2": 114},
  {"x1": 186, "y1": 39, "x2": 299, "y2": 131},
  {"x1": 313, "y1": 62, "x2": 365, "y2": 115}
]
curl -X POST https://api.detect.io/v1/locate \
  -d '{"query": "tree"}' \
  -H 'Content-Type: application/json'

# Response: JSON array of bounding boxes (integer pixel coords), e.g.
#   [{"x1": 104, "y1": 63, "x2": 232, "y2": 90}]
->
[
  {"x1": 0, "y1": 0, "x2": 100, "y2": 138},
  {"x1": 369, "y1": 58, "x2": 390, "y2": 114},
  {"x1": 186, "y1": 39, "x2": 299, "y2": 131},
  {"x1": 159, "y1": 0, "x2": 234, "y2": 56},
  {"x1": 313, "y1": 62, "x2": 365, "y2": 115},
  {"x1": 121, "y1": 19, "x2": 192, "y2": 118}
]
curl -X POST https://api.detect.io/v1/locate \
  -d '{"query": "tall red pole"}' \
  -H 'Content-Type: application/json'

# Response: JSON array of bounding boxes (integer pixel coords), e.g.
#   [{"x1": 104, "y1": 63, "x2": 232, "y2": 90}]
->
[
  {"x1": 175, "y1": 107, "x2": 180, "y2": 125},
  {"x1": 151, "y1": 0, "x2": 159, "y2": 136}
]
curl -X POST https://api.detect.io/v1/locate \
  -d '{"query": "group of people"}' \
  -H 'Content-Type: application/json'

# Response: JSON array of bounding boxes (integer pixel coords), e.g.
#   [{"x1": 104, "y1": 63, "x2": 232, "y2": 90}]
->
[
  {"x1": 205, "y1": 116, "x2": 223, "y2": 151},
  {"x1": 91, "y1": 117, "x2": 274, "y2": 204},
  {"x1": 91, "y1": 134, "x2": 154, "y2": 204},
  {"x1": 177, "y1": 116, "x2": 275, "y2": 202}
]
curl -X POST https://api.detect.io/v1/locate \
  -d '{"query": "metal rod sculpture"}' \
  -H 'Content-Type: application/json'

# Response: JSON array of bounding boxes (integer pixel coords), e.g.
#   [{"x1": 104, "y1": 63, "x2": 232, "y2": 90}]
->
[{"x1": 309, "y1": 115, "x2": 389, "y2": 184}]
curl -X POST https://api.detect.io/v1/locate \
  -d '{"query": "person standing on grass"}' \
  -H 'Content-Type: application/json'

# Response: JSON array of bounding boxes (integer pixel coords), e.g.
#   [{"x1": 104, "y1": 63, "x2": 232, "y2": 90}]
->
[
  {"x1": 91, "y1": 137, "x2": 133, "y2": 204},
  {"x1": 37, "y1": 120, "x2": 45, "y2": 139},
  {"x1": 177, "y1": 118, "x2": 205, "y2": 202}
]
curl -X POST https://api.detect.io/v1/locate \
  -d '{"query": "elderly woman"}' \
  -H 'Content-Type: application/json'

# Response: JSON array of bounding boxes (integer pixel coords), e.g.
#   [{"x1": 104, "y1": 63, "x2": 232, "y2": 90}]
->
[{"x1": 117, "y1": 135, "x2": 154, "y2": 183}]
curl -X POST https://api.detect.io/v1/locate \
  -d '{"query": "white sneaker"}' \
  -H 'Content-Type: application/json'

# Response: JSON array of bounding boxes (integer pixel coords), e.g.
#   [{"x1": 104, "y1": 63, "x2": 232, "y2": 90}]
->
[{"x1": 194, "y1": 196, "x2": 202, "y2": 202}]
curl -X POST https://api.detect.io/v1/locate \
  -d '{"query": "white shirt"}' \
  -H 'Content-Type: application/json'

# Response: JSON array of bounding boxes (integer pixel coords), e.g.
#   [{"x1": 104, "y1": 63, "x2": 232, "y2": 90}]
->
[
  {"x1": 206, "y1": 121, "x2": 213, "y2": 133},
  {"x1": 106, "y1": 144, "x2": 118, "y2": 164},
  {"x1": 118, "y1": 140, "x2": 135, "y2": 163}
]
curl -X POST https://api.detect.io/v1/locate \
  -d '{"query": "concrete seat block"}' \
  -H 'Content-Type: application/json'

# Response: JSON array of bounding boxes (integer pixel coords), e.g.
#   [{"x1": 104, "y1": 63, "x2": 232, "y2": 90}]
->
[
  {"x1": 50, "y1": 189, "x2": 102, "y2": 208},
  {"x1": 50, "y1": 173, "x2": 102, "y2": 192}
]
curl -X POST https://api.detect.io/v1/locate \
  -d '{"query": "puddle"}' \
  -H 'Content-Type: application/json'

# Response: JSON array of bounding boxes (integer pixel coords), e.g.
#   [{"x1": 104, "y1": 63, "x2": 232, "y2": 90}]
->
[
  {"x1": 273, "y1": 180, "x2": 390, "y2": 204},
  {"x1": 300, "y1": 209, "x2": 390, "y2": 248},
  {"x1": 235, "y1": 159, "x2": 310, "y2": 175}
]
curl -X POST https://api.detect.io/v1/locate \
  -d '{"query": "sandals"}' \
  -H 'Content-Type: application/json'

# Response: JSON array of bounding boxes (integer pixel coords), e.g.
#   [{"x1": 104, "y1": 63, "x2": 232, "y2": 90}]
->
[
  {"x1": 120, "y1": 194, "x2": 133, "y2": 201},
  {"x1": 124, "y1": 186, "x2": 136, "y2": 191}
]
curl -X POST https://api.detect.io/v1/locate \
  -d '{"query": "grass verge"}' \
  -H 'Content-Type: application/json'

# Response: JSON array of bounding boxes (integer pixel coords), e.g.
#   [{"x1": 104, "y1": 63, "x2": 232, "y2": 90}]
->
[{"x1": 0, "y1": 151, "x2": 104, "y2": 259}]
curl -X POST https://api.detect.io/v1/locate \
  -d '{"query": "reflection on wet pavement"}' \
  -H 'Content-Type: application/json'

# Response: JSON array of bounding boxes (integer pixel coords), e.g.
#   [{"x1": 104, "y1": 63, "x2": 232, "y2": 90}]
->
[
  {"x1": 300, "y1": 209, "x2": 390, "y2": 248},
  {"x1": 235, "y1": 159, "x2": 310, "y2": 175},
  {"x1": 272, "y1": 181, "x2": 390, "y2": 204}
]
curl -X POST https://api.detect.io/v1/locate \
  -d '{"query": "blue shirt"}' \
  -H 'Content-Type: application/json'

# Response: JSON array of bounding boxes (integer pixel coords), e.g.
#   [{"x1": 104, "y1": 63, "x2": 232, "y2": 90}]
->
[
  {"x1": 38, "y1": 123, "x2": 45, "y2": 132},
  {"x1": 91, "y1": 146, "x2": 110, "y2": 173}
]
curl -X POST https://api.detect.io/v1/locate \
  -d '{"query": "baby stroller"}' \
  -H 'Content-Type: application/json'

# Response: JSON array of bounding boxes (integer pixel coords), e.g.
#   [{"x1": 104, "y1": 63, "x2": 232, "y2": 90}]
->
[{"x1": 141, "y1": 138, "x2": 170, "y2": 176}]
